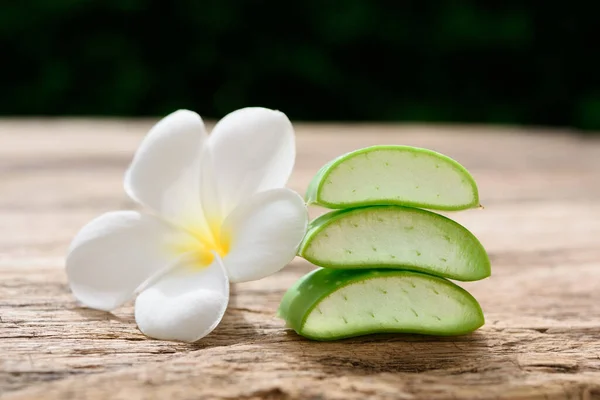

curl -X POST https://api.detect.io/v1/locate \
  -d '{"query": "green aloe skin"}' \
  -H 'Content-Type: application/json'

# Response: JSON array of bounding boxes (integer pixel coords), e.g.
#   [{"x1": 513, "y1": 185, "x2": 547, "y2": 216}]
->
[
  {"x1": 281, "y1": 144, "x2": 488, "y2": 340},
  {"x1": 306, "y1": 145, "x2": 480, "y2": 211},
  {"x1": 299, "y1": 206, "x2": 490, "y2": 281},
  {"x1": 278, "y1": 268, "x2": 485, "y2": 341}
]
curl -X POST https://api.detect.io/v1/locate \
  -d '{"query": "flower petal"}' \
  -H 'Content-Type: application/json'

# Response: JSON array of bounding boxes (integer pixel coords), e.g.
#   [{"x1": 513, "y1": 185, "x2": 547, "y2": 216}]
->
[
  {"x1": 66, "y1": 211, "x2": 196, "y2": 311},
  {"x1": 221, "y1": 188, "x2": 308, "y2": 283},
  {"x1": 135, "y1": 254, "x2": 229, "y2": 342},
  {"x1": 124, "y1": 109, "x2": 209, "y2": 231},
  {"x1": 208, "y1": 107, "x2": 295, "y2": 218}
]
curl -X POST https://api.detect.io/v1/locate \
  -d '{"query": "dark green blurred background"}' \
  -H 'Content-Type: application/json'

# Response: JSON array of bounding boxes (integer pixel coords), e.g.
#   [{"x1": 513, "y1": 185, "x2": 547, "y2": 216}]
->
[{"x1": 2, "y1": 1, "x2": 599, "y2": 129}]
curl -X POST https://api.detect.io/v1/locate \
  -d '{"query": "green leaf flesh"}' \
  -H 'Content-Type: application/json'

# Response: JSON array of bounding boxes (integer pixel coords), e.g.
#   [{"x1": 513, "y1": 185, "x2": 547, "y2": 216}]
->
[
  {"x1": 299, "y1": 206, "x2": 491, "y2": 282},
  {"x1": 306, "y1": 145, "x2": 480, "y2": 211},
  {"x1": 278, "y1": 268, "x2": 485, "y2": 341}
]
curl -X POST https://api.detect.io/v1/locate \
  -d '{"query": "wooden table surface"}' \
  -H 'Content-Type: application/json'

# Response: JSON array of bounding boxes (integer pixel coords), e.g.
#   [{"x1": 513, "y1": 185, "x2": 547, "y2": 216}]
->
[{"x1": 1, "y1": 120, "x2": 600, "y2": 400}]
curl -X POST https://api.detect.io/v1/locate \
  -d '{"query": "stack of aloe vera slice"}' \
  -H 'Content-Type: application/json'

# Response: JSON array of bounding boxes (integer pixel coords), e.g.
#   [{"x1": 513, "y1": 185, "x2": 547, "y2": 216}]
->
[{"x1": 278, "y1": 145, "x2": 490, "y2": 341}]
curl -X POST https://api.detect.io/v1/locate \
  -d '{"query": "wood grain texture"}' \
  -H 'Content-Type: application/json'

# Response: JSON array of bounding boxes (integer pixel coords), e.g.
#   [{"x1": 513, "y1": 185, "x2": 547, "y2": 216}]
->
[{"x1": 1, "y1": 120, "x2": 600, "y2": 400}]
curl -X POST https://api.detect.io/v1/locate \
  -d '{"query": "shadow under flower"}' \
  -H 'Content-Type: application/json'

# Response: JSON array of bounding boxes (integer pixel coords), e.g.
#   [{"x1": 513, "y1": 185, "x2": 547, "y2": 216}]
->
[
  {"x1": 72, "y1": 306, "x2": 134, "y2": 323},
  {"x1": 188, "y1": 306, "x2": 260, "y2": 349},
  {"x1": 71, "y1": 296, "x2": 260, "y2": 349}
]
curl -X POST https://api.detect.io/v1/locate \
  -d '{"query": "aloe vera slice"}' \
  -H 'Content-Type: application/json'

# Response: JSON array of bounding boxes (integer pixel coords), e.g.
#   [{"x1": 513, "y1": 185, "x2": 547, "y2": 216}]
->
[
  {"x1": 306, "y1": 145, "x2": 479, "y2": 210},
  {"x1": 278, "y1": 268, "x2": 484, "y2": 340},
  {"x1": 299, "y1": 206, "x2": 490, "y2": 281}
]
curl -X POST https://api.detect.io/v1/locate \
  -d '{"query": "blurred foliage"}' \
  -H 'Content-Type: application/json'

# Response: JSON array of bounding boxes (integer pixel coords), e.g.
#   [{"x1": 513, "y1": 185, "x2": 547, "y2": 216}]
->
[{"x1": 1, "y1": 1, "x2": 599, "y2": 129}]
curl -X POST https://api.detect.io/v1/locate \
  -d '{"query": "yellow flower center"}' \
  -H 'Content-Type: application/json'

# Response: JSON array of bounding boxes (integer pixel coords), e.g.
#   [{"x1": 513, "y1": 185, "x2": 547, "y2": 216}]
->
[{"x1": 172, "y1": 218, "x2": 231, "y2": 268}]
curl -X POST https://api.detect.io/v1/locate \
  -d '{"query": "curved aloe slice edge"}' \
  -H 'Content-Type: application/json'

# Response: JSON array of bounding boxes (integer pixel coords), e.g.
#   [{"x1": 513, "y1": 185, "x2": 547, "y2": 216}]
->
[
  {"x1": 298, "y1": 206, "x2": 491, "y2": 282},
  {"x1": 306, "y1": 145, "x2": 480, "y2": 211},
  {"x1": 278, "y1": 268, "x2": 485, "y2": 341}
]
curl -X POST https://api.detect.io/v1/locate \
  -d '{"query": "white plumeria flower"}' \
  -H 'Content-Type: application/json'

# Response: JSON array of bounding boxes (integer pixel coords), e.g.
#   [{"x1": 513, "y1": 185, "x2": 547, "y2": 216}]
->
[{"x1": 66, "y1": 108, "x2": 308, "y2": 342}]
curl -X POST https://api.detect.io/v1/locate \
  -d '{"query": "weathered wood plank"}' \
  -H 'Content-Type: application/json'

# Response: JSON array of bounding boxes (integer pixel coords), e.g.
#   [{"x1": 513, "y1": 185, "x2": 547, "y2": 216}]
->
[{"x1": 1, "y1": 120, "x2": 600, "y2": 399}]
